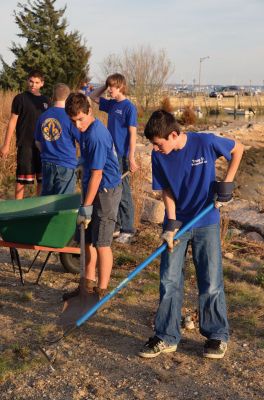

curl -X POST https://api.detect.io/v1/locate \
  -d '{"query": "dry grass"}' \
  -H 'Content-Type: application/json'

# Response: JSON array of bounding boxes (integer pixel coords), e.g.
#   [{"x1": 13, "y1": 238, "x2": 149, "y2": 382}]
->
[{"x1": 0, "y1": 91, "x2": 17, "y2": 198}]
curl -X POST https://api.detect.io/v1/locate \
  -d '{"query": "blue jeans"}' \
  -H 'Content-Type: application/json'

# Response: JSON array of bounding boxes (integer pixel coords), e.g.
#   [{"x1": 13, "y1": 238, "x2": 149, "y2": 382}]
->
[
  {"x1": 155, "y1": 224, "x2": 229, "y2": 345},
  {"x1": 116, "y1": 157, "x2": 135, "y2": 233},
  {"x1": 41, "y1": 162, "x2": 76, "y2": 195}
]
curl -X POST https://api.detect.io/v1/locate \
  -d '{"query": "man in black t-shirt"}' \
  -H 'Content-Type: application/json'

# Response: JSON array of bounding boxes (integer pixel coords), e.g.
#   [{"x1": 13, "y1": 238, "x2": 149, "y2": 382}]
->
[{"x1": 0, "y1": 70, "x2": 49, "y2": 199}]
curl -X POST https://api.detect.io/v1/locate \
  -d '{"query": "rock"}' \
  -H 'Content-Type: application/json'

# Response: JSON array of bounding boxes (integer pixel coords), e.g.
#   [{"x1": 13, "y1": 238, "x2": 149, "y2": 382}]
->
[
  {"x1": 224, "y1": 252, "x2": 234, "y2": 260},
  {"x1": 245, "y1": 231, "x2": 264, "y2": 242},
  {"x1": 228, "y1": 228, "x2": 243, "y2": 237},
  {"x1": 141, "y1": 196, "x2": 165, "y2": 224}
]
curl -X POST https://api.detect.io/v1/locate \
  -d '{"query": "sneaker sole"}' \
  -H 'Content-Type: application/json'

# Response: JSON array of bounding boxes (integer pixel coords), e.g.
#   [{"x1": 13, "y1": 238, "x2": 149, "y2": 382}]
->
[
  {"x1": 138, "y1": 346, "x2": 177, "y2": 358},
  {"x1": 203, "y1": 349, "x2": 227, "y2": 359}
]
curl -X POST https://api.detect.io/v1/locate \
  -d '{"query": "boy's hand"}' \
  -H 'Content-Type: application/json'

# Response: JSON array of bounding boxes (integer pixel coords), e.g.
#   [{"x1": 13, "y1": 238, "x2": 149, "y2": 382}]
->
[
  {"x1": 0, "y1": 144, "x2": 10, "y2": 158},
  {"x1": 214, "y1": 181, "x2": 234, "y2": 208},
  {"x1": 161, "y1": 219, "x2": 182, "y2": 252},
  {"x1": 129, "y1": 156, "x2": 138, "y2": 173},
  {"x1": 77, "y1": 205, "x2": 93, "y2": 229}
]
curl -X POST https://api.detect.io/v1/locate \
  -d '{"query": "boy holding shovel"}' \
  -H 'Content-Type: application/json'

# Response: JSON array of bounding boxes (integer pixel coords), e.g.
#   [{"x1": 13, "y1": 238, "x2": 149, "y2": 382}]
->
[
  {"x1": 63, "y1": 93, "x2": 122, "y2": 302},
  {"x1": 139, "y1": 110, "x2": 244, "y2": 359}
]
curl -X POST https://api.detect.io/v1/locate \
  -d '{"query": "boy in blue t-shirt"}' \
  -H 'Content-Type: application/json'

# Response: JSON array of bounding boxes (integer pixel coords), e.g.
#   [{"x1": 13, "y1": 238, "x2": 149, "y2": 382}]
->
[
  {"x1": 35, "y1": 83, "x2": 80, "y2": 195},
  {"x1": 63, "y1": 93, "x2": 122, "y2": 300},
  {"x1": 138, "y1": 110, "x2": 244, "y2": 360},
  {"x1": 89, "y1": 73, "x2": 138, "y2": 243}
]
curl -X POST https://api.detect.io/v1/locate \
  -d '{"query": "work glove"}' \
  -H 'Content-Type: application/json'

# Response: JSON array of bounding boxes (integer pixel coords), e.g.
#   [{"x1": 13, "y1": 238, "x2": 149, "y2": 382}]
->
[
  {"x1": 161, "y1": 219, "x2": 183, "y2": 252},
  {"x1": 214, "y1": 181, "x2": 234, "y2": 209},
  {"x1": 77, "y1": 205, "x2": 93, "y2": 229}
]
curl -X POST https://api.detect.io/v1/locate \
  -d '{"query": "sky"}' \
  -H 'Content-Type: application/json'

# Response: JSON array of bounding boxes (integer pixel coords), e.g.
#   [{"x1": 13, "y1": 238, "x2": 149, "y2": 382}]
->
[{"x1": 0, "y1": 0, "x2": 263, "y2": 86}]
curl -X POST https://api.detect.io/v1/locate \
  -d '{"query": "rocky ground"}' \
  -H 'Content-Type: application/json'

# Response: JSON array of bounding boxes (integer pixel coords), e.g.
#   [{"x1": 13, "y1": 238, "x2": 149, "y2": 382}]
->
[{"x1": 0, "y1": 119, "x2": 264, "y2": 399}]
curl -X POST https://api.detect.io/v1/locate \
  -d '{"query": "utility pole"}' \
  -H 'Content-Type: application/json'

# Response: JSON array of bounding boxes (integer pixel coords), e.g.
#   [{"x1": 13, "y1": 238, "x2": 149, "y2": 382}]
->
[{"x1": 198, "y1": 56, "x2": 210, "y2": 93}]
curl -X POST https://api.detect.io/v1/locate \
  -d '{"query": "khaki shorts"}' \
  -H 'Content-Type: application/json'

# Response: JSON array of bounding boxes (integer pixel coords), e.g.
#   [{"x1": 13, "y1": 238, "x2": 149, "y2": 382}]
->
[{"x1": 86, "y1": 184, "x2": 122, "y2": 247}]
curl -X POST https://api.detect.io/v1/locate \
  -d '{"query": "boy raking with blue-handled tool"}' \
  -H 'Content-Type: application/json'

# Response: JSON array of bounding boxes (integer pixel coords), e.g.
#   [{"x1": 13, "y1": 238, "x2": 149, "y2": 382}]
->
[{"x1": 138, "y1": 110, "x2": 244, "y2": 359}]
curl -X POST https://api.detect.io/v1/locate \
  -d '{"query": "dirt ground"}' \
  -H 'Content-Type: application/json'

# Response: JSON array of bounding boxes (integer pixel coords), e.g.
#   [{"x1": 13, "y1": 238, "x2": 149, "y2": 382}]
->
[{"x1": 0, "y1": 120, "x2": 264, "y2": 399}]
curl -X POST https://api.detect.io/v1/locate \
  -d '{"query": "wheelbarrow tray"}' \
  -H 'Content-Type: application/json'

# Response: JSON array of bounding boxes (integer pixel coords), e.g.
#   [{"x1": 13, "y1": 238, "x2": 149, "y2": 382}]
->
[{"x1": 0, "y1": 193, "x2": 80, "y2": 248}]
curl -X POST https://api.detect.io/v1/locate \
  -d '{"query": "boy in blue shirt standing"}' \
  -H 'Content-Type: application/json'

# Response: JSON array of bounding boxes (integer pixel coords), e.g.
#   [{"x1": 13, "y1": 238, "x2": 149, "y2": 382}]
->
[
  {"x1": 90, "y1": 73, "x2": 138, "y2": 243},
  {"x1": 63, "y1": 93, "x2": 122, "y2": 300},
  {"x1": 139, "y1": 110, "x2": 244, "y2": 359},
  {"x1": 35, "y1": 83, "x2": 80, "y2": 195}
]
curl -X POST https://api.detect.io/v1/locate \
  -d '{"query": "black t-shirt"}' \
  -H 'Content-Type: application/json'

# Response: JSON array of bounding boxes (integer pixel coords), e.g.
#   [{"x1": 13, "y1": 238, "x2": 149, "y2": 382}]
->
[{"x1": 12, "y1": 91, "x2": 50, "y2": 147}]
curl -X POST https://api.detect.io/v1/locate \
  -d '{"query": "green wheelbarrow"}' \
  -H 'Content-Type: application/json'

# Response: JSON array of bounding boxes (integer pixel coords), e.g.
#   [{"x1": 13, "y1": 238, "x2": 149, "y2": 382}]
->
[{"x1": 0, "y1": 193, "x2": 82, "y2": 283}]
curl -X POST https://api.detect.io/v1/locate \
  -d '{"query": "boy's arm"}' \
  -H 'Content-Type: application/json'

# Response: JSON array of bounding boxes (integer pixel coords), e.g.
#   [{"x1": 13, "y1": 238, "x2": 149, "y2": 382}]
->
[
  {"x1": 224, "y1": 141, "x2": 244, "y2": 181},
  {"x1": 89, "y1": 84, "x2": 107, "y2": 104},
  {"x1": 77, "y1": 169, "x2": 103, "y2": 228},
  {"x1": 215, "y1": 141, "x2": 244, "y2": 208},
  {"x1": 161, "y1": 188, "x2": 182, "y2": 252},
  {"x1": 162, "y1": 188, "x2": 176, "y2": 219},
  {"x1": 0, "y1": 113, "x2": 18, "y2": 157},
  {"x1": 83, "y1": 169, "x2": 103, "y2": 205},
  {"x1": 128, "y1": 126, "x2": 138, "y2": 173}
]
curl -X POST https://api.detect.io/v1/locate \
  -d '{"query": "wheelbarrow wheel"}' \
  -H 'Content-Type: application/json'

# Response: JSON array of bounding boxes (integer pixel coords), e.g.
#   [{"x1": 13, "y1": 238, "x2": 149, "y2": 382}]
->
[{"x1": 60, "y1": 238, "x2": 80, "y2": 274}]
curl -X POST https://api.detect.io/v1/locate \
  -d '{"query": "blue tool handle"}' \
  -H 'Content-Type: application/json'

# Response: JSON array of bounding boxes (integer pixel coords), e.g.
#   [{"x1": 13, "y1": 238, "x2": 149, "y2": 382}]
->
[{"x1": 76, "y1": 202, "x2": 215, "y2": 327}]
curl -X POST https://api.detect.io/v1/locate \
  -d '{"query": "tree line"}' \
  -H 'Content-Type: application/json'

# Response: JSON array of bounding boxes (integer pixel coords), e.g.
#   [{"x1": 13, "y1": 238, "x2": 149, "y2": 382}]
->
[{"x1": 0, "y1": 0, "x2": 172, "y2": 110}]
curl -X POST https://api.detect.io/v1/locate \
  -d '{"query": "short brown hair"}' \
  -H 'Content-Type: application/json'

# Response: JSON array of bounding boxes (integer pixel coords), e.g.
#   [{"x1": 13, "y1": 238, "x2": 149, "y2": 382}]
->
[
  {"x1": 65, "y1": 92, "x2": 90, "y2": 117},
  {"x1": 144, "y1": 109, "x2": 181, "y2": 141},
  {"x1": 105, "y1": 73, "x2": 127, "y2": 95},
  {"x1": 53, "y1": 83, "x2": 70, "y2": 101},
  {"x1": 28, "y1": 69, "x2": 44, "y2": 81}
]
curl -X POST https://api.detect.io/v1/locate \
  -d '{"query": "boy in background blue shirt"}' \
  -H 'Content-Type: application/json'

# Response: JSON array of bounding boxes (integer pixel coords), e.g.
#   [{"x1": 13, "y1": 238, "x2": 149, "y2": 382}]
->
[
  {"x1": 35, "y1": 83, "x2": 80, "y2": 195},
  {"x1": 90, "y1": 73, "x2": 138, "y2": 243},
  {"x1": 139, "y1": 110, "x2": 244, "y2": 360},
  {"x1": 63, "y1": 93, "x2": 122, "y2": 300}
]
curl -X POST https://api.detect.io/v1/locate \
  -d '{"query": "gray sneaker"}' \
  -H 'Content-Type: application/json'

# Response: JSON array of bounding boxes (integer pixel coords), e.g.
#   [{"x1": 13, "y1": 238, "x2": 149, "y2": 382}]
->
[
  {"x1": 115, "y1": 232, "x2": 134, "y2": 244},
  {"x1": 203, "y1": 339, "x2": 227, "y2": 359},
  {"x1": 138, "y1": 336, "x2": 177, "y2": 358}
]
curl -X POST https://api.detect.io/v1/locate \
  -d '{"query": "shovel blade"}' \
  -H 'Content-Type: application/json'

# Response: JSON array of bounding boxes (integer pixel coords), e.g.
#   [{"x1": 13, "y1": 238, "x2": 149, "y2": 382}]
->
[{"x1": 58, "y1": 292, "x2": 99, "y2": 330}]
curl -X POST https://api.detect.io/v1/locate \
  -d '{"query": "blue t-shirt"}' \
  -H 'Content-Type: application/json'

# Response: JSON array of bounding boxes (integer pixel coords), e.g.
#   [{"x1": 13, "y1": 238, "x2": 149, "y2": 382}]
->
[
  {"x1": 152, "y1": 132, "x2": 235, "y2": 228},
  {"x1": 34, "y1": 107, "x2": 80, "y2": 169},
  {"x1": 80, "y1": 118, "x2": 121, "y2": 194},
  {"x1": 99, "y1": 97, "x2": 137, "y2": 157}
]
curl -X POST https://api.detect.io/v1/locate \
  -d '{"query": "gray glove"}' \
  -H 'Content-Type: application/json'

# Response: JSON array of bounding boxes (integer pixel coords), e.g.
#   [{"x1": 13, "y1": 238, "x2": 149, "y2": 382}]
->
[
  {"x1": 77, "y1": 205, "x2": 93, "y2": 229},
  {"x1": 214, "y1": 181, "x2": 234, "y2": 209},
  {"x1": 161, "y1": 219, "x2": 183, "y2": 252}
]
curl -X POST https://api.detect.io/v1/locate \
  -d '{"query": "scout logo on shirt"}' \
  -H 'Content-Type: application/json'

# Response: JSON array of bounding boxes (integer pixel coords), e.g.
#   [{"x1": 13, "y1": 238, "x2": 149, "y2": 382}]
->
[
  {"x1": 191, "y1": 157, "x2": 207, "y2": 167},
  {"x1": 41, "y1": 118, "x2": 62, "y2": 141},
  {"x1": 43, "y1": 102, "x2": 49, "y2": 110}
]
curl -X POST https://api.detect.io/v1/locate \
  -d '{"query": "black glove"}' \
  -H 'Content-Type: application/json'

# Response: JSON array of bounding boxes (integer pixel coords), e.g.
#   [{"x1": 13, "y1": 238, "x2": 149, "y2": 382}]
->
[
  {"x1": 214, "y1": 181, "x2": 234, "y2": 208},
  {"x1": 161, "y1": 219, "x2": 183, "y2": 252}
]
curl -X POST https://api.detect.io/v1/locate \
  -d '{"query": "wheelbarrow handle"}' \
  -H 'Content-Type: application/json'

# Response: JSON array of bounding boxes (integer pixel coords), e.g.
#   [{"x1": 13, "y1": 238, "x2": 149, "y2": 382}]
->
[{"x1": 76, "y1": 202, "x2": 215, "y2": 327}]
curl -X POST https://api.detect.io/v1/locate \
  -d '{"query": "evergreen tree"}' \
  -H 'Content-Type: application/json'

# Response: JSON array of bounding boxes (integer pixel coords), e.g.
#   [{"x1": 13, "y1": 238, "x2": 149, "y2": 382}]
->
[{"x1": 0, "y1": 0, "x2": 91, "y2": 95}]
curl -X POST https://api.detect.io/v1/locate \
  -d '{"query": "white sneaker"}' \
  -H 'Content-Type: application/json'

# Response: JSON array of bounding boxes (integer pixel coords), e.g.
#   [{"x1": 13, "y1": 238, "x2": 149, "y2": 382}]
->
[
  {"x1": 113, "y1": 230, "x2": 120, "y2": 238},
  {"x1": 115, "y1": 232, "x2": 134, "y2": 244}
]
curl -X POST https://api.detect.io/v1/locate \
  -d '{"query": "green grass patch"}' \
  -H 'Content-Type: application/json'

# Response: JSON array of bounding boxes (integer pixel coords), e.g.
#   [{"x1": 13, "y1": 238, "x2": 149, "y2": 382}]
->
[
  {"x1": 143, "y1": 270, "x2": 160, "y2": 281},
  {"x1": 0, "y1": 345, "x2": 40, "y2": 382},
  {"x1": 141, "y1": 282, "x2": 159, "y2": 295},
  {"x1": 115, "y1": 253, "x2": 137, "y2": 266},
  {"x1": 226, "y1": 281, "x2": 263, "y2": 310},
  {"x1": 255, "y1": 266, "x2": 264, "y2": 288}
]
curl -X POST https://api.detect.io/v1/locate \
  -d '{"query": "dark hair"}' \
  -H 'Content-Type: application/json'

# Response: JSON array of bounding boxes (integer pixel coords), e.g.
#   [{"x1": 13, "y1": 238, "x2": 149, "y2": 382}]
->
[
  {"x1": 144, "y1": 109, "x2": 180, "y2": 140},
  {"x1": 28, "y1": 70, "x2": 44, "y2": 81},
  {"x1": 65, "y1": 92, "x2": 90, "y2": 117},
  {"x1": 105, "y1": 73, "x2": 127, "y2": 95}
]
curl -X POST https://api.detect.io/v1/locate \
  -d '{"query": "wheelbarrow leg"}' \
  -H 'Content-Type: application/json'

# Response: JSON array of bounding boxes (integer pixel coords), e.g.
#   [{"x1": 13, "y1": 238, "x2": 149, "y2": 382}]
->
[
  {"x1": 26, "y1": 250, "x2": 41, "y2": 273},
  {"x1": 35, "y1": 251, "x2": 53, "y2": 285},
  {"x1": 9, "y1": 247, "x2": 24, "y2": 285}
]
